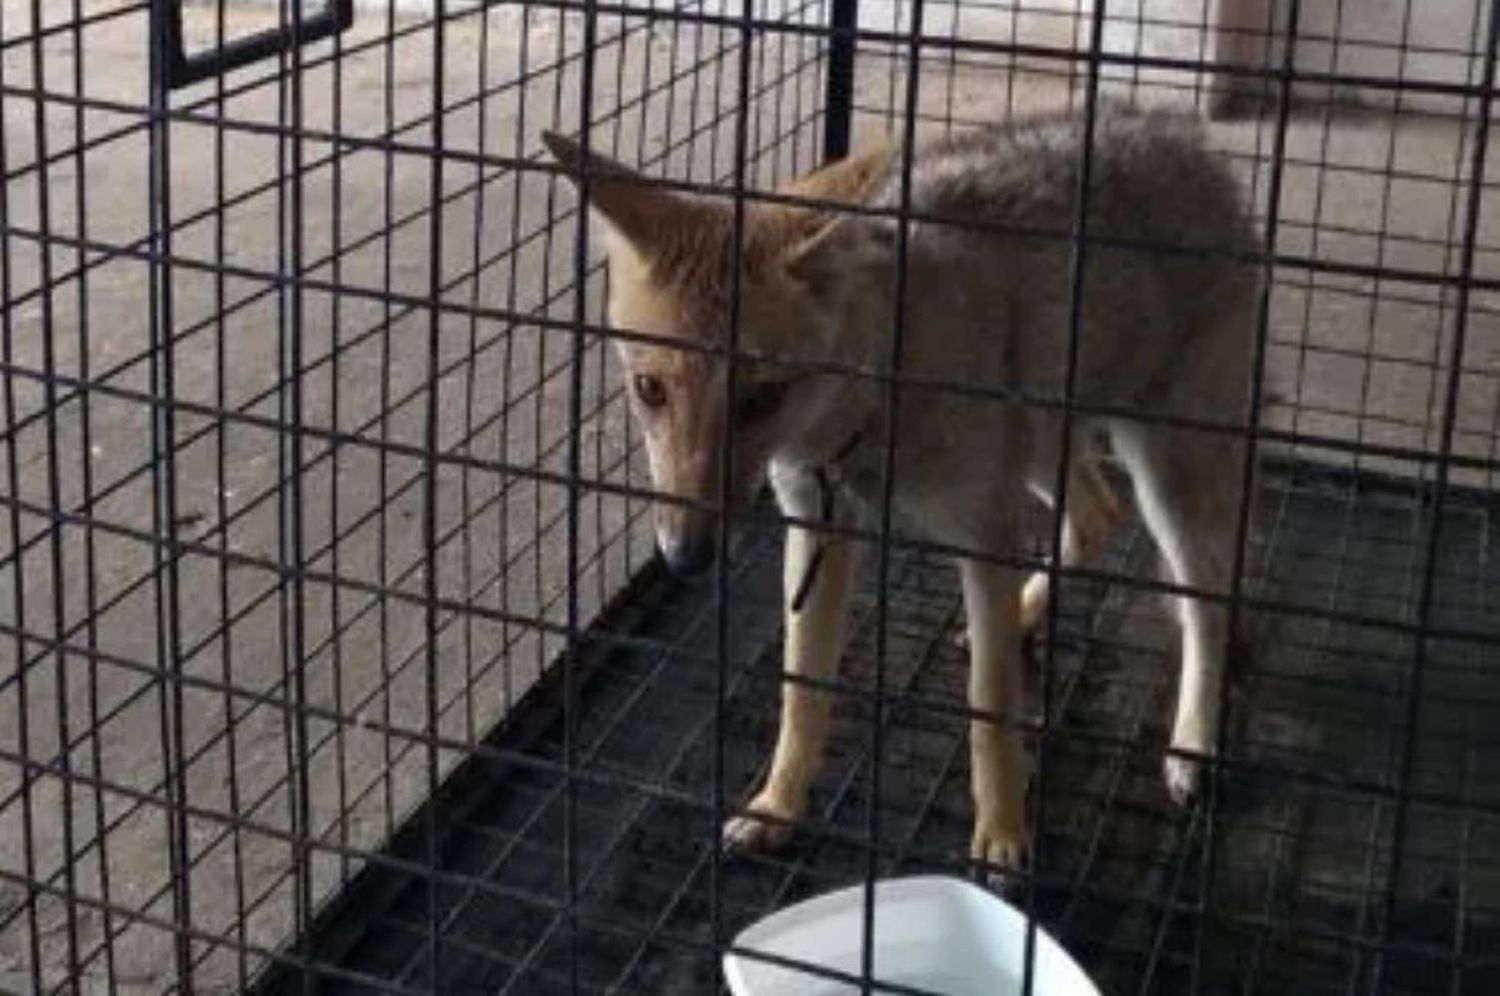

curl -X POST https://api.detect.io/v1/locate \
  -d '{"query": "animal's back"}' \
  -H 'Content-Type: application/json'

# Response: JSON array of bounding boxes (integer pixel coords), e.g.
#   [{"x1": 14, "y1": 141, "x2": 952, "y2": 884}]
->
[
  {"x1": 884, "y1": 105, "x2": 1260, "y2": 419},
  {"x1": 895, "y1": 104, "x2": 1252, "y2": 253}
]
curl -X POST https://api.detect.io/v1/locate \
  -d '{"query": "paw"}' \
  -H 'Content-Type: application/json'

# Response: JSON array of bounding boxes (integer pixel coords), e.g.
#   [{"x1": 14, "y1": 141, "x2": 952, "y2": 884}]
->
[
  {"x1": 1164, "y1": 747, "x2": 1207, "y2": 807},
  {"x1": 970, "y1": 813, "x2": 1029, "y2": 894},
  {"x1": 1020, "y1": 571, "x2": 1050, "y2": 633},
  {"x1": 721, "y1": 793, "x2": 800, "y2": 854}
]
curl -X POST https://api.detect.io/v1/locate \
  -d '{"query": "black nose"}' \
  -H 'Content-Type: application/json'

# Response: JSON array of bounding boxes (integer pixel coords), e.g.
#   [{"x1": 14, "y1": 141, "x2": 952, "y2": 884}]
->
[{"x1": 661, "y1": 532, "x2": 715, "y2": 579}]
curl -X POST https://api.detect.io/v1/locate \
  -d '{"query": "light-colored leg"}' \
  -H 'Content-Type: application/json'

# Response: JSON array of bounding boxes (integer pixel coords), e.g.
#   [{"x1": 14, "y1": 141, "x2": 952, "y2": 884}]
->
[
  {"x1": 723, "y1": 495, "x2": 860, "y2": 852},
  {"x1": 1111, "y1": 422, "x2": 1245, "y2": 805},
  {"x1": 960, "y1": 556, "x2": 1030, "y2": 883},
  {"x1": 1021, "y1": 457, "x2": 1124, "y2": 633}
]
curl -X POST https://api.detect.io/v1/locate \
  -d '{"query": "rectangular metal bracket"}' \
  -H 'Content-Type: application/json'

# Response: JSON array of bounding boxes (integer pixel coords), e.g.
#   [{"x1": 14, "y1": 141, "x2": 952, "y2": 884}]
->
[{"x1": 164, "y1": 0, "x2": 354, "y2": 90}]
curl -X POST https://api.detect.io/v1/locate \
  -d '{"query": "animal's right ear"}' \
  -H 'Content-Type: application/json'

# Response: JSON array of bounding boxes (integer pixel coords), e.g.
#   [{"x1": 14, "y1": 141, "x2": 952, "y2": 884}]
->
[
  {"x1": 778, "y1": 140, "x2": 896, "y2": 295},
  {"x1": 783, "y1": 210, "x2": 893, "y2": 298},
  {"x1": 541, "y1": 131, "x2": 708, "y2": 256}
]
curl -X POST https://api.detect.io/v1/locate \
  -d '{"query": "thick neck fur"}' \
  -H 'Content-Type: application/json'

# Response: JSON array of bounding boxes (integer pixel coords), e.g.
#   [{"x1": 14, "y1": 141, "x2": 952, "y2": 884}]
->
[{"x1": 773, "y1": 271, "x2": 892, "y2": 474}]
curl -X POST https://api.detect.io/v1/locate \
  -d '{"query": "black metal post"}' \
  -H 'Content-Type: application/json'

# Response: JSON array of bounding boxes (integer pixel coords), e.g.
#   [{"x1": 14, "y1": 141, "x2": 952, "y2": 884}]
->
[{"x1": 823, "y1": 0, "x2": 858, "y2": 159}]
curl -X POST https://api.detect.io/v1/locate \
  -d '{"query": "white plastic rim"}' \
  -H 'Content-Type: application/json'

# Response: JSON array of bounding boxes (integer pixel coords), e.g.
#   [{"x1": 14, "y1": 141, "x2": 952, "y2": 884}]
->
[{"x1": 722, "y1": 875, "x2": 1101, "y2": 996}]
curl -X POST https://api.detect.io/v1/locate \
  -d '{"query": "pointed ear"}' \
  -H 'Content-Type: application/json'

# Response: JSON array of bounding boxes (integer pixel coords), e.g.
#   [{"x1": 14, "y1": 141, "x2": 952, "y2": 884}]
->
[
  {"x1": 779, "y1": 140, "x2": 896, "y2": 205},
  {"x1": 783, "y1": 210, "x2": 893, "y2": 295},
  {"x1": 780, "y1": 141, "x2": 897, "y2": 293},
  {"x1": 777, "y1": 140, "x2": 896, "y2": 291},
  {"x1": 541, "y1": 130, "x2": 708, "y2": 254}
]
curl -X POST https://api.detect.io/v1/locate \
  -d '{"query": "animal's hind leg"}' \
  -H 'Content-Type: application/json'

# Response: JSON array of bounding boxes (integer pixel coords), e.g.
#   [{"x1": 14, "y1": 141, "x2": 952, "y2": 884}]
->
[
  {"x1": 949, "y1": 454, "x2": 1122, "y2": 651},
  {"x1": 1109, "y1": 420, "x2": 1248, "y2": 805},
  {"x1": 1020, "y1": 455, "x2": 1124, "y2": 634}
]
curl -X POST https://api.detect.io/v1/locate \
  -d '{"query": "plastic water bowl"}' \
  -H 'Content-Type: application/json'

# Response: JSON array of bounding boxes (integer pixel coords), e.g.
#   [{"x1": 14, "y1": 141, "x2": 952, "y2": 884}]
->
[{"x1": 722, "y1": 875, "x2": 1101, "y2": 996}]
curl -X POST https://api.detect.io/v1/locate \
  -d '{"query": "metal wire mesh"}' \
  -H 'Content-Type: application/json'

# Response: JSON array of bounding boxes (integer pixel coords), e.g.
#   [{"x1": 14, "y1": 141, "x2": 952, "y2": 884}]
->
[{"x1": 0, "y1": 1, "x2": 1497, "y2": 994}]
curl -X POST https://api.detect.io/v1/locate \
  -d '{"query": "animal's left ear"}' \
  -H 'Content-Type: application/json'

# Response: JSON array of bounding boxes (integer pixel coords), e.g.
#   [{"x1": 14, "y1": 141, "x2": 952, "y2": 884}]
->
[
  {"x1": 783, "y1": 203, "x2": 895, "y2": 295},
  {"x1": 779, "y1": 141, "x2": 896, "y2": 293},
  {"x1": 780, "y1": 140, "x2": 896, "y2": 206},
  {"x1": 783, "y1": 213, "x2": 854, "y2": 292}
]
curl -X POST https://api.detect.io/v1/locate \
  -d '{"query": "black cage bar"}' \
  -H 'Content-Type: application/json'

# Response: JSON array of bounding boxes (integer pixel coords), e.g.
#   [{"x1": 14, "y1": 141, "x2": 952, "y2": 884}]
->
[{"x1": 2, "y1": 1, "x2": 1500, "y2": 995}]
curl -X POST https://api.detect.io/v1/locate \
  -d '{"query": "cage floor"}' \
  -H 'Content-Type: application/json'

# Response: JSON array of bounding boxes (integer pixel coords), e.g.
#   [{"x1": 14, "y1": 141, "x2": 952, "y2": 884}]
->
[{"x1": 251, "y1": 463, "x2": 1500, "y2": 996}]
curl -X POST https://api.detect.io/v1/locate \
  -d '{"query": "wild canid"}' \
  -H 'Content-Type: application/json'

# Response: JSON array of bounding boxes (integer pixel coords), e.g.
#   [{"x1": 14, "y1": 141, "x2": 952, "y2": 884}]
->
[{"x1": 543, "y1": 104, "x2": 1260, "y2": 880}]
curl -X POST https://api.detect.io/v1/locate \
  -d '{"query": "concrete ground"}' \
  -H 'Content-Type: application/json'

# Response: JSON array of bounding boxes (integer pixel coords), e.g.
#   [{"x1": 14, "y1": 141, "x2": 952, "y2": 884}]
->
[{"x1": 0, "y1": 1, "x2": 1495, "y2": 992}]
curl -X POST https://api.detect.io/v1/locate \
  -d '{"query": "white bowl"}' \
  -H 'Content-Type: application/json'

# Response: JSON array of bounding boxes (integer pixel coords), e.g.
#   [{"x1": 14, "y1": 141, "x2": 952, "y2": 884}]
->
[{"x1": 722, "y1": 875, "x2": 1101, "y2": 996}]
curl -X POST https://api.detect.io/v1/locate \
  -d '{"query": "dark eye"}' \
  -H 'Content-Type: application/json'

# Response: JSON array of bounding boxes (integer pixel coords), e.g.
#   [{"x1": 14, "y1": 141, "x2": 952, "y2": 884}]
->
[
  {"x1": 634, "y1": 373, "x2": 667, "y2": 409},
  {"x1": 733, "y1": 379, "x2": 791, "y2": 425}
]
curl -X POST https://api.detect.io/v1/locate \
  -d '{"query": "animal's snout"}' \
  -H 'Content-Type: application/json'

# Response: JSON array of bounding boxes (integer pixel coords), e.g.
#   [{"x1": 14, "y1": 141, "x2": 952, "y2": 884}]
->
[{"x1": 658, "y1": 527, "x2": 715, "y2": 579}]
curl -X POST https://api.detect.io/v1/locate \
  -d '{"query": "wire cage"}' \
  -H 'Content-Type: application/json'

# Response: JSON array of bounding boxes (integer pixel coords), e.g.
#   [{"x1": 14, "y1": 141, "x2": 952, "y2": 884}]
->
[{"x1": 1, "y1": 0, "x2": 1499, "y2": 993}]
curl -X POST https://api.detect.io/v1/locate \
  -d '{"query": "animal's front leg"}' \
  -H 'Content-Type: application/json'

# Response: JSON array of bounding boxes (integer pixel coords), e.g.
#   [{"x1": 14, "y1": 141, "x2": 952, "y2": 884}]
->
[
  {"x1": 960, "y1": 556, "x2": 1030, "y2": 886},
  {"x1": 723, "y1": 521, "x2": 859, "y2": 853}
]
